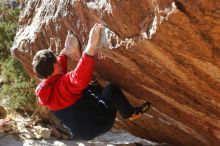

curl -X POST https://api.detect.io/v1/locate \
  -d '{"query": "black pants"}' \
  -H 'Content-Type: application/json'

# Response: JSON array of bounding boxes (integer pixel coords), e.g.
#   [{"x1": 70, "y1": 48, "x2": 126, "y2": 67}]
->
[
  {"x1": 53, "y1": 83, "x2": 135, "y2": 140},
  {"x1": 87, "y1": 83, "x2": 135, "y2": 119}
]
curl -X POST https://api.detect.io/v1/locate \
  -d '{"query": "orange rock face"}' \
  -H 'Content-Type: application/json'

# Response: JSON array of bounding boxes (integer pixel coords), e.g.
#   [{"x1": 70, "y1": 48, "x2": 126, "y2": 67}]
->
[{"x1": 11, "y1": 0, "x2": 220, "y2": 145}]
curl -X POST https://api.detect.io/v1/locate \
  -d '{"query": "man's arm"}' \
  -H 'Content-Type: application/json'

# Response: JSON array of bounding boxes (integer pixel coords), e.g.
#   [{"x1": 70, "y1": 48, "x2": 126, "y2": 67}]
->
[
  {"x1": 84, "y1": 23, "x2": 102, "y2": 56},
  {"x1": 57, "y1": 53, "x2": 67, "y2": 73},
  {"x1": 60, "y1": 23, "x2": 102, "y2": 94},
  {"x1": 57, "y1": 30, "x2": 82, "y2": 74}
]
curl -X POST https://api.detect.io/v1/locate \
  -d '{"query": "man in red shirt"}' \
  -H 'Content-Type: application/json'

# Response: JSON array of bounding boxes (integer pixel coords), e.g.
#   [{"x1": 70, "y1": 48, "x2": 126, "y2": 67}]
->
[{"x1": 32, "y1": 23, "x2": 150, "y2": 140}]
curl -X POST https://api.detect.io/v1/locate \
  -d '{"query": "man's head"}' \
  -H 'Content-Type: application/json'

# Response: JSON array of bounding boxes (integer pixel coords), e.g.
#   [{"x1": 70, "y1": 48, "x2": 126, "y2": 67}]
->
[{"x1": 32, "y1": 49, "x2": 57, "y2": 79}]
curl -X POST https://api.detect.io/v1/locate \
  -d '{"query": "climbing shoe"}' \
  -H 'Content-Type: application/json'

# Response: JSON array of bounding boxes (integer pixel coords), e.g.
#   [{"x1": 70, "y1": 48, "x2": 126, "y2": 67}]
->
[{"x1": 129, "y1": 101, "x2": 151, "y2": 121}]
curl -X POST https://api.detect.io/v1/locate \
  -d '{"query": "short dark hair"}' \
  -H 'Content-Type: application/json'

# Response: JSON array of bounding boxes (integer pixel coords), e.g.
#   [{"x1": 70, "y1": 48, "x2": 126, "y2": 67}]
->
[{"x1": 32, "y1": 49, "x2": 57, "y2": 79}]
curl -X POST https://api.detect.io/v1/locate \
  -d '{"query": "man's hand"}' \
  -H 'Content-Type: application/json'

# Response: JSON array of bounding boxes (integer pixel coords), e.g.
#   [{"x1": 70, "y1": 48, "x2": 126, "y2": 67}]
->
[
  {"x1": 62, "y1": 31, "x2": 81, "y2": 61},
  {"x1": 85, "y1": 23, "x2": 102, "y2": 56}
]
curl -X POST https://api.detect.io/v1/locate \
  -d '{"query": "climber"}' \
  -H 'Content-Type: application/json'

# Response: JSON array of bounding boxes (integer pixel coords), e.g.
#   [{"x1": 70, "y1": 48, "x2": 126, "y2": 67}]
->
[{"x1": 32, "y1": 23, "x2": 150, "y2": 140}]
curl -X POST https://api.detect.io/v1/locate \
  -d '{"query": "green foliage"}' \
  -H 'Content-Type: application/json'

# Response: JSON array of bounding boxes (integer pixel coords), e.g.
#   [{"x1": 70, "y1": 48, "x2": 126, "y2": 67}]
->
[
  {"x1": 0, "y1": 7, "x2": 20, "y2": 61},
  {"x1": 0, "y1": 6, "x2": 36, "y2": 110},
  {"x1": 0, "y1": 57, "x2": 36, "y2": 110}
]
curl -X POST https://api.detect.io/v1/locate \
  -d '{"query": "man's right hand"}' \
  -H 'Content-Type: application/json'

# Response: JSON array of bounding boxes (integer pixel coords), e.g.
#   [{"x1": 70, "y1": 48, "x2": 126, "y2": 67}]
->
[
  {"x1": 63, "y1": 31, "x2": 81, "y2": 61},
  {"x1": 85, "y1": 23, "x2": 102, "y2": 56}
]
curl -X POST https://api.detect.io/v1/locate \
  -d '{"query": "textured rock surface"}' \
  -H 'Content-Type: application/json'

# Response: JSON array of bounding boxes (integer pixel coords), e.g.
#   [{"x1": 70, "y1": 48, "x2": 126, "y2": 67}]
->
[
  {"x1": 0, "y1": 105, "x2": 7, "y2": 119},
  {"x1": 11, "y1": 0, "x2": 220, "y2": 145},
  {"x1": 0, "y1": 129, "x2": 157, "y2": 146},
  {"x1": 0, "y1": 113, "x2": 157, "y2": 145}
]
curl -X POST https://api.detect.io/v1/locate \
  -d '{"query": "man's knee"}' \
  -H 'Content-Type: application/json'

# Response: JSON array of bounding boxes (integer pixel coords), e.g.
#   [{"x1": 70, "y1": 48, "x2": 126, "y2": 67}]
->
[{"x1": 105, "y1": 83, "x2": 120, "y2": 92}]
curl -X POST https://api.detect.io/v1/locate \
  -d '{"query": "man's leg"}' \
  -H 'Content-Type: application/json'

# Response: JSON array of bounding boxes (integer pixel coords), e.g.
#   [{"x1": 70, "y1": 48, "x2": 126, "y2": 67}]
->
[{"x1": 101, "y1": 84, "x2": 135, "y2": 119}]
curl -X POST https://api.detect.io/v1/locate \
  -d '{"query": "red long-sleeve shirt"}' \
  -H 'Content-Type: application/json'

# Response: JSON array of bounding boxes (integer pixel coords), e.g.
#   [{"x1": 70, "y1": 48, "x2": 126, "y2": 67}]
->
[{"x1": 35, "y1": 53, "x2": 95, "y2": 111}]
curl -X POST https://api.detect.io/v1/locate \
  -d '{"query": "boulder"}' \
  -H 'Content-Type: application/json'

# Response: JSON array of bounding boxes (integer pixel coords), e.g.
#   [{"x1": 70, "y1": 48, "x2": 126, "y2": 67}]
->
[
  {"x1": 0, "y1": 105, "x2": 6, "y2": 119},
  {"x1": 11, "y1": 0, "x2": 220, "y2": 145},
  {"x1": 32, "y1": 125, "x2": 51, "y2": 139}
]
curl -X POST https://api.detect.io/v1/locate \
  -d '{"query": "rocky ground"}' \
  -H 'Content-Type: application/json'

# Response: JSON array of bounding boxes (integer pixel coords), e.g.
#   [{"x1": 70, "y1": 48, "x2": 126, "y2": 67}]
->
[
  {"x1": 0, "y1": 130, "x2": 157, "y2": 146},
  {"x1": 0, "y1": 106, "x2": 161, "y2": 146}
]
